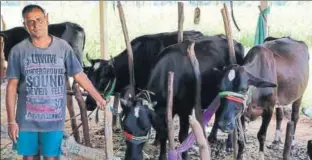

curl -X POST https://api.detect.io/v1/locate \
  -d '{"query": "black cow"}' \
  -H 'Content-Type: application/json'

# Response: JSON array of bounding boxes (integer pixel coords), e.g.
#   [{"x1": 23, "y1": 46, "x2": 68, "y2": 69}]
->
[
  {"x1": 216, "y1": 37, "x2": 309, "y2": 160},
  {"x1": 85, "y1": 30, "x2": 204, "y2": 110},
  {"x1": 120, "y1": 34, "x2": 245, "y2": 160},
  {"x1": 0, "y1": 22, "x2": 85, "y2": 64}
]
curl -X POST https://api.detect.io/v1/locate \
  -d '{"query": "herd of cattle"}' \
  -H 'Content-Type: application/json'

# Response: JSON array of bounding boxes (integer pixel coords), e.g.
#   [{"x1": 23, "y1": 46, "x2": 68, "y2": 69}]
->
[{"x1": 0, "y1": 22, "x2": 310, "y2": 160}]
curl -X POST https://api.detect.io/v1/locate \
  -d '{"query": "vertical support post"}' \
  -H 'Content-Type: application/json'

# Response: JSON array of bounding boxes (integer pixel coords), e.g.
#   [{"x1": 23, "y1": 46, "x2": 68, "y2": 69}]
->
[
  {"x1": 0, "y1": 15, "x2": 6, "y2": 80},
  {"x1": 221, "y1": 3, "x2": 238, "y2": 159},
  {"x1": 117, "y1": 1, "x2": 135, "y2": 96},
  {"x1": 104, "y1": 98, "x2": 113, "y2": 159},
  {"x1": 221, "y1": 4, "x2": 236, "y2": 64},
  {"x1": 66, "y1": 79, "x2": 80, "y2": 142},
  {"x1": 73, "y1": 83, "x2": 91, "y2": 147},
  {"x1": 177, "y1": 2, "x2": 184, "y2": 42},
  {"x1": 167, "y1": 72, "x2": 175, "y2": 151},
  {"x1": 283, "y1": 121, "x2": 294, "y2": 160},
  {"x1": 99, "y1": 1, "x2": 108, "y2": 60},
  {"x1": 260, "y1": 0, "x2": 269, "y2": 36}
]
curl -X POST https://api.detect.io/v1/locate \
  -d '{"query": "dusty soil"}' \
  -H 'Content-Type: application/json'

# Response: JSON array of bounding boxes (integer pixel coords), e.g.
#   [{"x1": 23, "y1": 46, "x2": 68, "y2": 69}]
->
[{"x1": 1, "y1": 81, "x2": 311, "y2": 160}]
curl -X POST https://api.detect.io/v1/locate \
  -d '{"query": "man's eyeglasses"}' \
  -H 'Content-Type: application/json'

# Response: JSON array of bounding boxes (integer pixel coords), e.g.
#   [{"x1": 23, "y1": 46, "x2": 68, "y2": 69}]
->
[{"x1": 25, "y1": 17, "x2": 46, "y2": 26}]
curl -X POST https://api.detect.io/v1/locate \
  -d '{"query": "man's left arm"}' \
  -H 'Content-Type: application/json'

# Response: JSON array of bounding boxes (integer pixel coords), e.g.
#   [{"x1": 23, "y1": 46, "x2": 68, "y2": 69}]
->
[
  {"x1": 73, "y1": 72, "x2": 106, "y2": 109},
  {"x1": 64, "y1": 45, "x2": 106, "y2": 109}
]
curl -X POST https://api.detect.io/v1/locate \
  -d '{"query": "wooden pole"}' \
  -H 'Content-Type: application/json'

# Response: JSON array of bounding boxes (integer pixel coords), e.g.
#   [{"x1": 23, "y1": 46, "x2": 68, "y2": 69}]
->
[
  {"x1": 66, "y1": 79, "x2": 80, "y2": 142},
  {"x1": 177, "y1": 2, "x2": 184, "y2": 42},
  {"x1": 308, "y1": 140, "x2": 312, "y2": 160},
  {"x1": 117, "y1": 1, "x2": 135, "y2": 96},
  {"x1": 260, "y1": 0, "x2": 269, "y2": 36},
  {"x1": 0, "y1": 15, "x2": 6, "y2": 80},
  {"x1": 167, "y1": 72, "x2": 175, "y2": 151},
  {"x1": 99, "y1": 1, "x2": 108, "y2": 59},
  {"x1": 186, "y1": 41, "x2": 204, "y2": 136},
  {"x1": 190, "y1": 116, "x2": 211, "y2": 160},
  {"x1": 283, "y1": 121, "x2": 294, "y2": 160},
  {"x1": 73, "y1": 83, "x2": 91, "y2": 147},
  {"x1": 221, "y1": 3, "x2": 238, "y2": 159},
  {"x1": 104, "y1": 96, "x2": 114, "y2": 159},
  {"x1": 1, "y1": 15, "x2": 6, "y2": 31},
  {"x1": 221, "y1": 4, "x2": 236, "y2": 64}
]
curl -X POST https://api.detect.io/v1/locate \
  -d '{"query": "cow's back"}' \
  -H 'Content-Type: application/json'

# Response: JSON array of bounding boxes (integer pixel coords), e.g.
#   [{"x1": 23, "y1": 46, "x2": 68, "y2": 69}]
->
[
  {"x1": 264, "y1": 38, "x2": 310, "y2": 105},
  {"x1": 147, "y1": 35, "x2": 245, "y2": 110}
]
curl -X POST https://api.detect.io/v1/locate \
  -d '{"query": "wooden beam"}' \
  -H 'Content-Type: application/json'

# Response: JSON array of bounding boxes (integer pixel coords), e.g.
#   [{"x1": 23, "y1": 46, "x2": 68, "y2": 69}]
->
[
  {"x1": 260, "y1": 0, "x2": 269, "y2": 36},
  {"x1": 99, "y1": 1, "x2": 108, "y2": 59}
]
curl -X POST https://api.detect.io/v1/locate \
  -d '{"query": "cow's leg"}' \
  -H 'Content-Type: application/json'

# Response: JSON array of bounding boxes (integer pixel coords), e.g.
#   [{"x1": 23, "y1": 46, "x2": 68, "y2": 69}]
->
[
  {"x1": 271, "y1": 106, "x2": 283, "y2": 149},
  {"x1": 291, "y1": 97, "x2": 302, "y2": 149},
  {"x1": 257, "y1": 106, "x2": 273, "y2": 160},
  {"x1": 153, "y1": 132, "x2": 160, "y2": 146},
  {"x1": 208, "y1": 108, "x2": 222, "y2": 143},
  {"x1": 179, "y1": 115, "x2": 190, "y2": 160},
  {"x1": 237, "y1": 130, "x2": 245, "y2": 160},
  {"x1": 226, "y1": 132, "x2": 233, "y2": 152},
  {"x1": 158, "y1": 132, "x2": 168, "y2": 160}
]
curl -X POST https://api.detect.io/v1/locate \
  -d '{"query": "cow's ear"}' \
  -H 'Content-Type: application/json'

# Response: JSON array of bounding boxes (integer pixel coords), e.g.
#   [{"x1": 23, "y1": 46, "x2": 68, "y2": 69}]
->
[{"x1": 246, "y1": 72, "x2": 277, "y2": 88}]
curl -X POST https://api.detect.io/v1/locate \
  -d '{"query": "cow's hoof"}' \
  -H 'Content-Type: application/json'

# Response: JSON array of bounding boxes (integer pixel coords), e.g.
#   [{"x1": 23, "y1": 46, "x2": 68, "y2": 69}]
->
[
  {"x1": 182, "y1": 152, "x2": 189, "y2": 160},
  {"x1": 208, "y1": 135, "x2": 217, "y2": 143},
  {"x1": 226, "y1": 138, "x2": 233, "y2": 152},
  {"x1": 268, "y1": 140, "x2": 283, "y2": 150},
  {"x1": 226, "y1": 146, "x2": 233, "y2": 153}
]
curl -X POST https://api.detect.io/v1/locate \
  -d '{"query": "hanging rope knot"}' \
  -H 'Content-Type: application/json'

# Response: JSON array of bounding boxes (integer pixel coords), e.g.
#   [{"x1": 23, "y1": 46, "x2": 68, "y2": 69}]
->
[{"x1": 260, "y1": 7, "x2": 271, "y2": 15}]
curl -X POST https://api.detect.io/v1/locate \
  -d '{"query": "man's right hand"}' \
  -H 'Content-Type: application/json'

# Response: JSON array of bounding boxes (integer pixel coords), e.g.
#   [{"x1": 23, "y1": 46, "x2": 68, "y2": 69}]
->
[{"x1": 8, "y1": 122, "x2": 19, "y2": 143}]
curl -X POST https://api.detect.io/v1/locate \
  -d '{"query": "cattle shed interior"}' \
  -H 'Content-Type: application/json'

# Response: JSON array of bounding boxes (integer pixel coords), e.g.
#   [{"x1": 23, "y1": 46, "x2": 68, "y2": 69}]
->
[{"x1": 1, "y1": 1, "x2": 312, "y2": 160}]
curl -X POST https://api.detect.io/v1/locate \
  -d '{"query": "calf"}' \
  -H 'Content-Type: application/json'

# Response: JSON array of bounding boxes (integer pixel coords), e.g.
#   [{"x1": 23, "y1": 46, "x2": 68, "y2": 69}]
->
[
  {"x1": 120, "y1": 35, "x2": 245, "y2": 160},
  {"x1": 216, "y1": 37, "x2": 309, "y2": 160}
]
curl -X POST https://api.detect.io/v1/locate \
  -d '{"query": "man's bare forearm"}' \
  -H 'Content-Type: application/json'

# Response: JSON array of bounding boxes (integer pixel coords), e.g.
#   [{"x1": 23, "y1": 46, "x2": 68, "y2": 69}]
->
[
  {"x1": 73, "y1": 72, "x2": 104, "y2": 101},
  {"x1": 6, "y1": 79, "x2": 18, "y2": 123}
]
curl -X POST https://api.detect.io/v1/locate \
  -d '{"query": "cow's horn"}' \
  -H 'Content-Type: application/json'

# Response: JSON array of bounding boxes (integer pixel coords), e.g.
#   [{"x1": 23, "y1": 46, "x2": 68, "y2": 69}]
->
[{"x1": 86, "y1": 52, "x2": 92, "y2": 63}]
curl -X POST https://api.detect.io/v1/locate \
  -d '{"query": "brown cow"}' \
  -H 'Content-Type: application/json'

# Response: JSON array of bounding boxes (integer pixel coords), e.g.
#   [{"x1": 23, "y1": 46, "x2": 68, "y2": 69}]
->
[{"x1": 216, "y1": 36, "x2": 309, "y2": 160}]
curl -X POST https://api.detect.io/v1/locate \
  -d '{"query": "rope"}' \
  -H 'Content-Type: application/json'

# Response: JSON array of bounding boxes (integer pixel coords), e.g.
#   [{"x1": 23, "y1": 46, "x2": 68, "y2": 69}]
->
[{"x1": 168, "y1": 95, "x2": 220, "y2": 160}]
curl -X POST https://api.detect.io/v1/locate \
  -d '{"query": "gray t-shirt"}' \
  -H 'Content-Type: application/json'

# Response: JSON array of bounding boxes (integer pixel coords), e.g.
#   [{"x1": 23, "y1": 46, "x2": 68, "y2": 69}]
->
[{"x1": 5, "y1": 36, "x2": 83, "y2": 132}]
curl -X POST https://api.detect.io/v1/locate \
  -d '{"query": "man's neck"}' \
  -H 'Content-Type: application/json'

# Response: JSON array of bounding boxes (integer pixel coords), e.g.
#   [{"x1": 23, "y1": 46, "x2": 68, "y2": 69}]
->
[{"x1": 31, "y1": 35, "x2": 52, "y2": 48}]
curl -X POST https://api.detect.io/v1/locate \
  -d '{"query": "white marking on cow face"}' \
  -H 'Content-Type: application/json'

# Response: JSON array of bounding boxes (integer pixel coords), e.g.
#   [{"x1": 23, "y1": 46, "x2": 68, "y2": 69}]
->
[
  {"x1": 134, "y1": 106, "x2": 140, "y2": 118},
  {"x1": 93, "y1": 62, "x2": 101, "y2": 71},
  {"x1": 228, "y1": 69, "x2": 235, "y2": 81}
]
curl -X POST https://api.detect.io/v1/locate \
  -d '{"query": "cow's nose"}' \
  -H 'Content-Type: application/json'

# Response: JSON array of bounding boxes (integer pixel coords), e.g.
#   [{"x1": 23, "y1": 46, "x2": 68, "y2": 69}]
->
[{"x1": 226, "y1": 122, "x2": 234, "y2": 131}]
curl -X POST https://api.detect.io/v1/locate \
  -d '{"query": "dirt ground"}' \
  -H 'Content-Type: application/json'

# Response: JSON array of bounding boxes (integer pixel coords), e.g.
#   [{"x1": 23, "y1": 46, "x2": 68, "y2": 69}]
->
[{"x1": 1, "y1": 81, "x2": 311, "y2": 160}]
